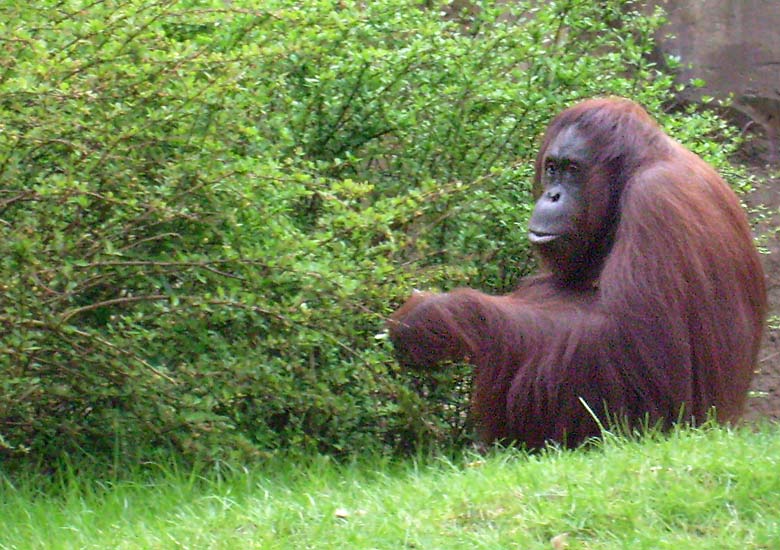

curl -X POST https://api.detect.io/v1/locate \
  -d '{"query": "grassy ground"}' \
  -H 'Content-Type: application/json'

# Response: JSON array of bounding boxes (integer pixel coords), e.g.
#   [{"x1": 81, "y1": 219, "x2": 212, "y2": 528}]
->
[{"x1": 1, "y1": 425, "x2": 779, "y2": 549}]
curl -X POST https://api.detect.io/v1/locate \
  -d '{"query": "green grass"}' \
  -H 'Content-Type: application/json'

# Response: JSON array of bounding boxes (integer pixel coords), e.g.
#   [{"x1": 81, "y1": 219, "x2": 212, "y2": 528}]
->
[{"x1": 2, "y1": 425, "x2": 779, "y2": 549}]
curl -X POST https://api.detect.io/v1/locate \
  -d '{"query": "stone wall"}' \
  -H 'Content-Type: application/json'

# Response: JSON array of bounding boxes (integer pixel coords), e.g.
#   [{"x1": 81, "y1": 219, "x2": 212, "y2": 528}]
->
[{"x1": 649, "y1": 0, "x2": 780, "y2": 160}]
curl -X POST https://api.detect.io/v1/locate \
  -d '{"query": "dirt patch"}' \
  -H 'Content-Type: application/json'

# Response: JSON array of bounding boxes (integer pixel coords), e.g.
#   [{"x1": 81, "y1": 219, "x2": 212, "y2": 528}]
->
[{"x1": 739, "y1": 141, "x2": 780, "y2": 423}]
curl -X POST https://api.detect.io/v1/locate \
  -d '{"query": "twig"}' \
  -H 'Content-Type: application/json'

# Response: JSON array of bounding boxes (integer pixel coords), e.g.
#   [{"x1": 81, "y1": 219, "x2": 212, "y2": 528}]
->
[
  {"x1": 759, "y1": 350, "x2": 780, "y2": 364},
  {"x1": 61, "y1": 295, "x2": 169, "y2": 323},
  {"x1": 67, "y1": 326, "x2": 178, "y2": 385}
]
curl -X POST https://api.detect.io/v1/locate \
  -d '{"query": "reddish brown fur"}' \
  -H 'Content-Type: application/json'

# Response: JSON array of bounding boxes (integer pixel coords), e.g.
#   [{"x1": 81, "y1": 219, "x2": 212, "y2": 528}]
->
[{"x1": 389, "y1": 98, "x2": 767, "y2": 449}]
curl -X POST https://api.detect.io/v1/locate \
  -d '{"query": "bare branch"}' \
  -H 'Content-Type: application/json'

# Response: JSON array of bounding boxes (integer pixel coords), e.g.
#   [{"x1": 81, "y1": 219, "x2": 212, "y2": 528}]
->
[{"x1": 61, "y1": 295, "x2": 169, "y2": 323}]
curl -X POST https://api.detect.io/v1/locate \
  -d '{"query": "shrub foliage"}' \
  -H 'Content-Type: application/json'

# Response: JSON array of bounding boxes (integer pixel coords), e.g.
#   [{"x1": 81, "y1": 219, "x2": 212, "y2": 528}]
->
[{"x1": 0, "y1": 0, "x2": 739, "y2": 465}]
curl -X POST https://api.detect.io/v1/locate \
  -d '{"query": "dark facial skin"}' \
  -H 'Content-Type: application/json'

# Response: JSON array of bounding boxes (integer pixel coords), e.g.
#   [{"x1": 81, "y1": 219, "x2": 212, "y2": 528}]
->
[{"x1": 528, "y1": 125, "x2": 591, "y2": 259}]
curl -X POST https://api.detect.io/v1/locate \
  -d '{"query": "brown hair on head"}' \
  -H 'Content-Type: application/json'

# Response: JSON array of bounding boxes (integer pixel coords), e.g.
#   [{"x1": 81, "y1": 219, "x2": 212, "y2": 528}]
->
[{"x1": 534, "y1": 97, "x2": 667, "y2": 196}]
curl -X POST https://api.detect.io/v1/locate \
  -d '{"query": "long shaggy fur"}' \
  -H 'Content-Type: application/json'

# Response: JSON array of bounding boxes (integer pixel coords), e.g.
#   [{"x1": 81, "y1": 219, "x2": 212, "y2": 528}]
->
[{"x1": 390, "y1": 98, "x2": 767, "y2": 448}]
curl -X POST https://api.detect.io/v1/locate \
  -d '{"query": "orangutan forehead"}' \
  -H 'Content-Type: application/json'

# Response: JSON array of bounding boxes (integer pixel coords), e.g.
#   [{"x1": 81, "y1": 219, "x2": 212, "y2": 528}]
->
[{"x1": 545, "y1": 125, "x2": 592, "y2": 164}]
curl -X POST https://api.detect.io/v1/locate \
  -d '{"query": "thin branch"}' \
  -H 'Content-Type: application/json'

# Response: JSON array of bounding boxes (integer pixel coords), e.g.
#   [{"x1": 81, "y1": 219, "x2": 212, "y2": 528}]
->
[
  {"x1": 317, "y1": 61, "x2": 371, "y2": 152},
  {"x1": 66, "y1": 326, "x2": 178, "y2": 386},
  {"x1": 205, "y1": 299, "x2": 365, "y2": 361},
  {"x1": 44, "y1": 259, "x2": 246, "y2": 280},
  {"x1": 61, "y1": 294, "x2": 169, "y2": 323}
]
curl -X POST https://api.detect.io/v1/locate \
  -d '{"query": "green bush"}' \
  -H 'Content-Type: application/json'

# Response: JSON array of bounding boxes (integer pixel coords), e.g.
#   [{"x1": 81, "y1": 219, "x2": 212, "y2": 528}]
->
[{"x1": 0, "y1": 0, "x2": 741, "y2": 467}]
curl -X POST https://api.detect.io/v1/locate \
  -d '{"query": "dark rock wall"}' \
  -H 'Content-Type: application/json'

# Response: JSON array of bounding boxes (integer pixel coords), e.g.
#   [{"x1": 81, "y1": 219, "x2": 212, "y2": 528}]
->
[{"x1": 650, "y1": 0, "x2": 780, "y2": 160}]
